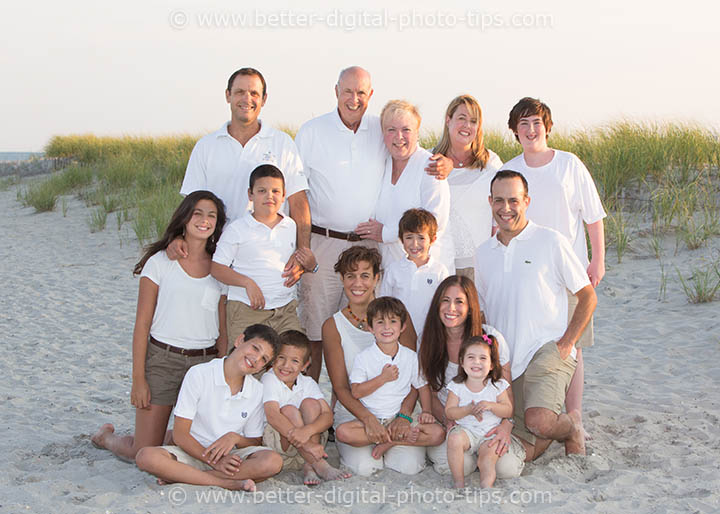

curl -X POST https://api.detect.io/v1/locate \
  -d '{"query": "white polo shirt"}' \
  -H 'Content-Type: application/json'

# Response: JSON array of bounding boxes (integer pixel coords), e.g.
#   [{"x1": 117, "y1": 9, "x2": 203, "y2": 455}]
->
[
  {"x1": 295, "y1": 110, "x2": 386, "y2": 233},
  {"x1": 447, "y1": 379, "x2": 509, "y2": 437},
  {"x1": 375, "y1": 147, "x2": 455, "y2": 272},
  {"x1": 501, "y1": 151, "x2": 606, "y2": 267},
  {"x1": 181, "y1": 121, "x2": 309, "y2": 222},
  {"x1": 173, "y1": 358, "x2": 265, "y2": 448},
  {"x1": 474, "y1": 221, "x2": 590, "y2": 379},
  {"x1": 261, "y1": 368, "x2": 326, "y2": 409},
  {"x1": 213, "y1": 211, "x2": 297, "y2": 309},
  {"x1": 378, "y1": 255, "x2": 449, "y2": 338},
  {"x1": 349, "y1": 343, "x2": 426, "y2": 419}
]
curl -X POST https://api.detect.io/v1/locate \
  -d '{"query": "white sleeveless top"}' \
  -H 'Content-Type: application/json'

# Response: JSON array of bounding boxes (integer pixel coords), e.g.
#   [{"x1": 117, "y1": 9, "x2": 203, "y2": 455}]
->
[{"x1": 332, "y1": 310, "x2": 376, "y2": 426}]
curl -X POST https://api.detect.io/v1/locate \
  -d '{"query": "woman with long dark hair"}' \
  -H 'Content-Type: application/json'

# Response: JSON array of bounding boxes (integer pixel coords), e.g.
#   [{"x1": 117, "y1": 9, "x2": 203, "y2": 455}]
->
[
  {"x1": 419, "y1": 275, "x2": 517, "y2": 477},
  {"x1": 92, "y1": 190, "x2": 228, "y2": 461}
]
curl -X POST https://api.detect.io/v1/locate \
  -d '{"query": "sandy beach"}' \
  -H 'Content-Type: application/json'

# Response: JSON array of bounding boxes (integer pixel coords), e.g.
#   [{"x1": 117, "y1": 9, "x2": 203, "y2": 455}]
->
[{"x1": 1, "y1": 175, "x2": 719, "y2": 513}]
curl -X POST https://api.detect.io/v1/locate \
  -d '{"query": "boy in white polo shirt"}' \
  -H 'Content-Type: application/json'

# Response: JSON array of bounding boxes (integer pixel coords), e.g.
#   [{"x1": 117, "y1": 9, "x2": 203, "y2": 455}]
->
[
  {"x1": 212, "y1": 165, "x2": 317, "y2": 349},
  {"x1": 261, "y1": 330, "x2": 351, "y2": 485},
  {"x1": 135, "y1": 324, "x2": 283, "y2": 491},
  {"x1": 379, "y1": 208, "x2": 449, "y2": 339},
  {"x1": 336, "y1": 297, "x2": 445, "y2": 467}
]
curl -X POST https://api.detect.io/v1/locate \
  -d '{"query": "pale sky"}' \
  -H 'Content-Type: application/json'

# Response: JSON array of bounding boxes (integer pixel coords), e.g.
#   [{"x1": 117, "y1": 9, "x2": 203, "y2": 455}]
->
[{"x1": 2, "y1": 0, "x2": 717, "y2": 151}]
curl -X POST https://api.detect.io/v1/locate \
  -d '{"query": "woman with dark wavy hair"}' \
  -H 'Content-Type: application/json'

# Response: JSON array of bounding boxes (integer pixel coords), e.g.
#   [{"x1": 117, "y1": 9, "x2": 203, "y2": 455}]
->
[
  {"x1": 92, "y1": 190, "x2": 228, "y2": 462},
  {"x1": 419, "y1": 275, "x2": 517, "y2": 477}
]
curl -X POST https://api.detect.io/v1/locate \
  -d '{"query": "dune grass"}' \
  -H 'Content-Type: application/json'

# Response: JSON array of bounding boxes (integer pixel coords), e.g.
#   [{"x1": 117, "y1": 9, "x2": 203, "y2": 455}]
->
[{"x1": 28, "y1": 123, "x2": 720, "y2": 303}]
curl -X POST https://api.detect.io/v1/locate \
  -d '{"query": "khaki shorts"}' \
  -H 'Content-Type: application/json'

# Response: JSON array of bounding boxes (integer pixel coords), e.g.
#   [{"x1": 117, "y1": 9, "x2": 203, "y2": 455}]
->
[
  {"x1": 297, "y1": 233, "x2": 378, "y2": 341},
  {"x1": 161, "y1": 444, "x2": 272, "y2": 471},
  {"x1": 144, "y1": 341, "x2": 216, "y2": 406},
  {"x1": 568, "y1": 290, "x2": 594, "y2": 348},
  {"x1": 512, "y1": 341, "x2": 577, "y2": 446},
  {"x1": 226, "y1": 299, "x2": 303, "y2": 347},
  {"x1": 262, "y1": 424, "x2": 329, "y2": 471}
]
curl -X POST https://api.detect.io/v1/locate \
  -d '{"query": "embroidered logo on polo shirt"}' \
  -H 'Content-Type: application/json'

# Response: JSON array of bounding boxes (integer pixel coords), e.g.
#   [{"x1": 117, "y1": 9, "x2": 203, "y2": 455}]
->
[
  {"x1": 262, "y1": 151, "x2": 275, "y2": 163},
  {"x1": 427, "y1": 278, "x2": 433, "y2": 285},
  {"x1": 524, "y1": 260, "x2": 532, "y2": 264},
  {"x1": 242, "y1": 412, "x2": 248, "y2": 418}
]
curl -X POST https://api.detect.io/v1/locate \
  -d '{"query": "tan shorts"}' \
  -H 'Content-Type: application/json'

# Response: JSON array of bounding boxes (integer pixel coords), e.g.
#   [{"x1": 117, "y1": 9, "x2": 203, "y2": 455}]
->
[
  {"x1": 512, "y1": 341, "x2": 577, "y2": 446},
  {"x1": 262, "y1": 424, "x2": 329, "y2": 471},
  {"x1": 297, "y1": 233, "x2": 378, "y2": 341},
  {"x1": 226, "y1": 299, "x2": 302, "y2": 347},
  {"x1": 160, "y1": 444, "x2": 272, "y2": 471},
  {"x1": 144, "y1": 341, "x2": 216, "y2": 406},
  {"x1": 568, "y1": 290, "x2": 594, "y2": 348}
]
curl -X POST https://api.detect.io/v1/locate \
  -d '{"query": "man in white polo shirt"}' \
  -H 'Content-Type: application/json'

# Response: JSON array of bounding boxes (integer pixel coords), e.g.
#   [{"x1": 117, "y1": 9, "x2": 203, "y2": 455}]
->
[
  {"x1": 474, "y1": 170, "x2": 596, "y2": 470},
  {"x1": 177, "y1": 68, "x2": 310, "y2": 285},
  {"x1": 296, "y1": 66, "x2": 453, "y2": 380},
  {"x1": 294, "y1": 66, "x2": 385, "y2": 381}
]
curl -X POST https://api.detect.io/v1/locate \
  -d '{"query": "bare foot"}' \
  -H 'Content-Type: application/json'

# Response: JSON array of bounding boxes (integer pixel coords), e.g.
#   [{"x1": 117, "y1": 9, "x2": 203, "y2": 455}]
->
[
  {"x1": 226, "y1": 479, "x2": 256, "y2": 492},
  {"x1": 371, "y1": 442, "x2": 393, "y2": 459},
  {"x1": 303, "y1": 463, "x2": 321, "y2": 486},
  {"x1": 405, "y1": 427, "x2": 420, "y2": 444},
  {"x1": 565, "y1": 410, "x2": 586, "y2": 455},
  {"x1": 453, "y1": 479, "x2": 465, "y2": 490},
  {"x1": 91, "y1": 423, "x2": 115, "y2": 449},
  {"x1": 313, "y1": 459, "x2": 352, "y2": 481},
  {"x1": 582, "y1": 425, "x2": 593, "y2": 441},
  {"x1": 156, "y1": 478, "x2": 175, "y2": 485}
]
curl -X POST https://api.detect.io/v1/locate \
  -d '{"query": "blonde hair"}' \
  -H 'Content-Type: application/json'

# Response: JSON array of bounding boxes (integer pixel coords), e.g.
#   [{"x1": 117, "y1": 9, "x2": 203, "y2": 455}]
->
[
  {"x1": 433, "y1": 95, "x2": 489, "y2": 170},
  {"x1": 380, "y1": 100, "x2": 421, "y2": 130}
]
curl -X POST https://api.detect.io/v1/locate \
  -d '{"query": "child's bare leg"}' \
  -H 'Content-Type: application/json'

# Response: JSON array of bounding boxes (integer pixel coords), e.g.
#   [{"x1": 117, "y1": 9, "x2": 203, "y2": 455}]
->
[
  {"x1": 135, "y1": 447, "x2": 256, "y2": 491},
  {"x1": 476, "y1": 444, "x2": 500, "y2": 488},
  {"x1": 299, "y1": 399, "x2": 351, "y2": 481},
  {"x1": 373, "y1": 422, "x2": 445, "y2": 459},
  {"x1": 566, "y1": 349, "x2": 589, "y2": 439},
  {"x1": 447, "y1": 429, "x2": 470, "y2": 489},
  {"x1": 92, "y1": 404, "x2": 173, "y2": 461},
  {"x1": 233, "y1": 450, "x2": 283, "y2": 482},
  {"x1": 335, "y1": 420, "x2": 373, "y2": 447}
]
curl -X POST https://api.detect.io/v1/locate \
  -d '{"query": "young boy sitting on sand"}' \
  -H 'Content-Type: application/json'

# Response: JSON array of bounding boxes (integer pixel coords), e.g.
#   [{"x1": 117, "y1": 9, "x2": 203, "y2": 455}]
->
[
  {"x1": 336, "y1": 297, "x2": 445, "y2": 466},
  {"x1": 261, "y1": 330, "x2": 351, "y2": 485},
  {"x1": 135, "y1": 324, "x2": 282, "y2": 491}
]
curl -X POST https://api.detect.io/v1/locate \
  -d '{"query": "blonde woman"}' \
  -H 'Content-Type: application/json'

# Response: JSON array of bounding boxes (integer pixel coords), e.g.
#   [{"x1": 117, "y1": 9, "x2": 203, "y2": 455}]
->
[
  {"x1": 356, "y1": 100, "x2": 455, "y2": 273},
  {"x1": 430, "y1": 95, "x2": 503, "y2": 277}
]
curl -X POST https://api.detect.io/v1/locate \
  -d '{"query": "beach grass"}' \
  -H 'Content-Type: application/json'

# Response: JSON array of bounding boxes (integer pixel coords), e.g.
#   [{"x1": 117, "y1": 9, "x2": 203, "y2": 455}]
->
[{"x1": 32, "y1": 123, "x2": 720, "y2": 304}]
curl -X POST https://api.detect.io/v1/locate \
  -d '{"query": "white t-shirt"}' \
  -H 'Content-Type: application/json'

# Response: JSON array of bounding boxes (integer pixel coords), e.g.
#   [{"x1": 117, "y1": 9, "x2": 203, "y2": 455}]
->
[
  {"x1": 213, "y1": 211, "x2": 297, "y2": 309},
  {"x1": 436, "y1": 324, "x2": 510, "y2": 406},
  {"x1": 261, "y1": 368, "x2": 326, "y2": 409},
  {"x1": 474, "y1": 221, "x2": 590, "y2": 378},
  {"x1": 446, "y1": 378, "x2": 509, "y2": 437},
  {"x1": 180, "y1": 121, "x2": 308, "y2": 222},
  {"x1": 295, "y1": 111, "x2": 386, "y2": 233},
  {"x1": 501, "y1": 150, "x2": 606, "y2": 267},
  {"x1": 349, "y1": 343, "x2": 426, "y2": 420},
  {"x1": 379, "y1": 255, "x2": 449, "y2": 340},
  {"x1": 140, "y1": 251, "x2": 224, "y2": 350},
  {"x1": 447, "y1": 149, "x2": 503, "y2": 268},
  {"x1": 173, "y1": 358, "x2": 265, "y2": 448},
  {"x1": 375, "y1": 147, "x2": 455, "y2": 273}
]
